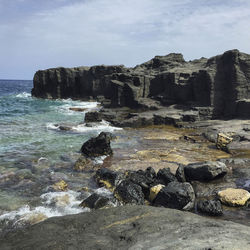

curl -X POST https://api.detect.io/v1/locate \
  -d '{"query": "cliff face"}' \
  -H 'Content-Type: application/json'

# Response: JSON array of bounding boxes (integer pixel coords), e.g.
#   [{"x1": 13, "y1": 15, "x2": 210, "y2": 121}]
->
[{"x1": 32, "y1": 49, "x2": 250, "y2": 118}]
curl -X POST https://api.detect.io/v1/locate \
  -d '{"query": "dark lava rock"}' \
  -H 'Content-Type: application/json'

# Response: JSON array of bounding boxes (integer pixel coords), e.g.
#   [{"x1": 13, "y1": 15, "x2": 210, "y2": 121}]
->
[
  {"x1": 114, "y1": 180, "x2": 144, "y2": 205},
  {"x1": 80, "y1": 193, "x2": 110, "y2": 209},
  {"x1": 81, "y1": 132, "x2": 113, "y2": 157},
  {"x1": 85, "y1": 111, "x2": 102, "y2": 123},
  {"x1": 153, "y1": 182, "x2": 195, "y2": 210},
  {"x1": 157, "y1": 168, "x2": 177, "y2": 185},
  {"x1": 175, "y1": 164, "x2": 186, "y2": 182},
  {"x1": 126, "y1": 169, "x2": 157, "y2": 199},
  {"x1": 3, "y1": 205, "x2": 250, "y2": 249},
  {"x1": 58, "y1": 125, "x2": 72, "y2": 131},
  {"x1": 184, "y1": 161, "x2": 228, "y2": 182},
  {"x1": 94, "y1": 168, "x2": 124, "y2": 188},
  {"x1": 197, "y1": 199, "x2": 223, "y2": 216}
]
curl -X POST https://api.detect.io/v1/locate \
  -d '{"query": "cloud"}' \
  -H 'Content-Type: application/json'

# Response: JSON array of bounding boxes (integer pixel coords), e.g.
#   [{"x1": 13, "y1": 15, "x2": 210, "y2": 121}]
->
[{"x1": 1, "y1": 0, "x2": 250, "y2": 79}]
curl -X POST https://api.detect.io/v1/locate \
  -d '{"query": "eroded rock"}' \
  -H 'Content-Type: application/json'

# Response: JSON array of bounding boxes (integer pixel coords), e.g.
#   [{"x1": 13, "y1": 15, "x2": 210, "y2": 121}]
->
[
  {"x1": 184, "y1": 161, "x2": 228, "y2": 181},
  {"x1": 218, "y1": 188, "x2": 250, "y2": 206}
]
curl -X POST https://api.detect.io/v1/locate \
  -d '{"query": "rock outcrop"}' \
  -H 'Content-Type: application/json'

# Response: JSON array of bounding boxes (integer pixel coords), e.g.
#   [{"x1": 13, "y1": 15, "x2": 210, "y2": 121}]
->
[
  {"x1": 2, "y1": 205, "x2": 250, "y2": 250},
  {"x1": 32, "y1": 49, "x2": 250, "y2": 118}
]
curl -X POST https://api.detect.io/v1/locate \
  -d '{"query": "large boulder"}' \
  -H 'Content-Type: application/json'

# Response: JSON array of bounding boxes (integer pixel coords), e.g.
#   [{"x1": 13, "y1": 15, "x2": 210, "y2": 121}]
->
[
  {"x1": 80, "y1": 132, "x2": 113, "y2": 157},
  {"x1": 184, "y1": 161, "x2": 228, "y2": 181},
  {"x1": 153, "y1": 182, "x2": 195, "y2": 210},
  {"x1": 2, "y1": 205, "x2": 250, "y2": 249}
]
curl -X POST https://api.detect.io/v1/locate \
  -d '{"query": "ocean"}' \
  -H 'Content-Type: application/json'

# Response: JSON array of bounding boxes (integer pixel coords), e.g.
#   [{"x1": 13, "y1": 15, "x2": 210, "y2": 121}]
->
[{"x1": 0, "y1": 79, "x2": 121, "y2": 232}]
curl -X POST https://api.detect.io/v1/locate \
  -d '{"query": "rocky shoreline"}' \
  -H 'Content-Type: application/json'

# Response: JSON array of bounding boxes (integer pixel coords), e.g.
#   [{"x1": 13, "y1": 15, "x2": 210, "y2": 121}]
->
[{"x1": 1, "y1": 49, "x2": 250, "y2": 249}]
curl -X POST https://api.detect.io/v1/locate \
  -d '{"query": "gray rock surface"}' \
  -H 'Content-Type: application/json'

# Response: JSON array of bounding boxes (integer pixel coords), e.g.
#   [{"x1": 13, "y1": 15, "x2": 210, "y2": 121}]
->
[
  {"x1": 32, "y1": 49, "x2": 250, "y2": 118},
  {"x1": 184, "y1": 161, "x2": 228, "y2": 181},
  {"x1": 1, "y1": 205, "x2": 250, "y2": 250}
]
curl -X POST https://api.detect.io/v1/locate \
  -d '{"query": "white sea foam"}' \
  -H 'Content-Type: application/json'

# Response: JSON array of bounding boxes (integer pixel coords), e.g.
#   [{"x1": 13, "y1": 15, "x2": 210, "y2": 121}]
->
[
  {"x1": 71, "y1": 120, "x2": 122, "y2": 133},
  {"x1": 55, "y1": 100, "x2": 99, "y2": 115},
  {"x1": 93, "y1": 155, "x2": 107, "y2": 165},
  {"x1": 16, "y1": 92, "x2": 31, "y2": 98},
  {"x1": 46, "y1": 120, "x2": 122, "y2": 133},
  {"x1": 46, "y1": 123, "x2": 60, "y2": 130},
  {"x1": 0, "y1": 190, "x2": 88, "y2": 225}
]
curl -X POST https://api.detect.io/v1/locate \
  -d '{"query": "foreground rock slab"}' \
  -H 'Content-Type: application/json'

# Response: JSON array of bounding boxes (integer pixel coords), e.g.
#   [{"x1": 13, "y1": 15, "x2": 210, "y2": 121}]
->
[{"x1": 1, "y1": 206, "x2": 250, "y2": 250}]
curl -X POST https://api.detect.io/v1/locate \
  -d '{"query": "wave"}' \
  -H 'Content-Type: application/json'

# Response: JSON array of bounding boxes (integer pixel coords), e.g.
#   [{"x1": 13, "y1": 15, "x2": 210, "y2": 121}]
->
[
  {"x1": 54, "y1": 100, "x2": 99, "y2": 115},
  {"x1": 15, "y1": 92, "x2": 31, "y2": 98},
  {"x1": 0, "y1": 190, "x2": 87, "y2": 225},
  {"x1": 47, "y1": 120, "x2": 122, "y2": 133}
]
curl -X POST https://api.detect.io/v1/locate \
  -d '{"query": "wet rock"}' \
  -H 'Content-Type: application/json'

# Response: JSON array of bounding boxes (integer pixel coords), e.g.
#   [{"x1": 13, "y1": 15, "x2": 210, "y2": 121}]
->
[
  {"x1": 153, "y1": 182, "x2": 195, "y2": 210},
  {"x1": 84, "y1": 111, "x2": 102, "y2": 123},
  {"x1": 184, "y1": 161, "x2": 228, "y2": 181},
  {"x1": 197, "y1": 199, "x2": 223, "y2": 216},
  {"x1": 149, "y1": 184, "x2": 165, "y2": 202},
  {"x1": 175, "y1": 164, "x2": 186, "y2": 182},
  {"x1": 58, "y1": 125, "x2": 72, "y2": 131},
  {"x1": 94, "y1": 168, "x2": 124, "y2": 190},
  {"x1": 69, "y1": 107, "x2": 87, "y2": 112},
  {"x1": 126, "y1": 169, "x2": 157, "y2": 198},
  {"x1": 216, "y1": 133, "x2": 233, "y2": 152},
  {"x1": 81, "y1": 132, "x2": 113, "y2": 157},
  {"x1": 218, "y1": 188, "x2": 250, "y2": 206},
  {"x1": 3, "y1": 205, "x2": 250, "y2": 249},
  {"x1": 52, "y1": 180, "x2": 68, "y2": 191},
  {"x1": 114, "y1": 180, "x2": 145, "y2": 205},
  {"x1": 157, "y1": 168, "x2": 177, "y2": 185},
  {"x1": 73, "y1": 155, "x2": 93, "y2": 171},
  {"x1": 80, "y1": 193, "x2": 110, "y2": 209}
]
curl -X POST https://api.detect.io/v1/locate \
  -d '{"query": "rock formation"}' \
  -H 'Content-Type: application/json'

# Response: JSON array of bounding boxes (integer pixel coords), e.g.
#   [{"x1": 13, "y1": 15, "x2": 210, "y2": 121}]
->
[{"x1": 32, "y1": 49, "x2": 250, "y2": 118}]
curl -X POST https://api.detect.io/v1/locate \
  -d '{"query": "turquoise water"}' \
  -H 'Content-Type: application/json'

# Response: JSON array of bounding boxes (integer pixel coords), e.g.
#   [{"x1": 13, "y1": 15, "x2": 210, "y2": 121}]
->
[{"x1": 0, "y1": 80, "x2": 120, "y2": 230}]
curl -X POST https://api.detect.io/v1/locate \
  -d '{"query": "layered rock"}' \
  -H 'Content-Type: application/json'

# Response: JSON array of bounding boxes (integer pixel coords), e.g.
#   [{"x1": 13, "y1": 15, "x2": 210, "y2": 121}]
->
[{"x1": 32, "y1": 49, "x2": 250, "y2": 118}]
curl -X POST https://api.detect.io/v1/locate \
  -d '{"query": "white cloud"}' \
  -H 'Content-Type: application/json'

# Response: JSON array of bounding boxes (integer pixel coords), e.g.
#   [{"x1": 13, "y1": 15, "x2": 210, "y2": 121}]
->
[{"x1": 1, "y1": 0, "x2": 250, "y2": 79}]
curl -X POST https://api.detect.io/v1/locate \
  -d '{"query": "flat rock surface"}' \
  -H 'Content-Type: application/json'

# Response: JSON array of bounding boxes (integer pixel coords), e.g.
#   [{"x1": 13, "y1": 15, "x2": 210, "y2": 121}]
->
[{"x1": 1, "y1": 205, "x2": 250, "y2": 250}]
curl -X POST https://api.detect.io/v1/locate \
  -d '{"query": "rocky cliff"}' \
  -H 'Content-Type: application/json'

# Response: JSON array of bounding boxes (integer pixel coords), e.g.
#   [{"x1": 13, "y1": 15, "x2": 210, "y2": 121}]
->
[{"x1": 32, "y1": 49, "x2": 250, "y2": 118}]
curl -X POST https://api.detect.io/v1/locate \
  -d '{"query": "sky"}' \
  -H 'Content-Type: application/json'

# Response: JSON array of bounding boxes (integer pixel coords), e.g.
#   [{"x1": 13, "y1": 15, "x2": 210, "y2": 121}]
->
[{"x1": 0, "y1": 0, "x2": 250, "y2": 79}]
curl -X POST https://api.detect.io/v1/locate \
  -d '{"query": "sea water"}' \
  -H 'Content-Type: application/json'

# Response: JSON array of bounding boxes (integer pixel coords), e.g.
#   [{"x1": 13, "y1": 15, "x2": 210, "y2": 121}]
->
[{"x1": 0, "y1": 79, "x2": 120, "y2": 232}]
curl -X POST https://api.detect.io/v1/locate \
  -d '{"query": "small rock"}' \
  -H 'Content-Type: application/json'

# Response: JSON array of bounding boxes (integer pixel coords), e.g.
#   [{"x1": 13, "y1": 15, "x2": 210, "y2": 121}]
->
[
  {"x1": 153, "y1": 182, "x2": 195, "y2": 210},
  {"x1": 59, "y1": 125, "x2": 72, "y2": 131},
  {"x1": 149, "y1": 184, "x2": 165, "y2": 202},
  {"x1": 157, "y1": 168, "x2": 177, "y2": 185},
  {"x1": 184, "y1": 161, "x2": 227, "y2": 181},
  {"x1": 197, "y1": 199, "x2": 223, "y2": 216},
  {"x1": 94, "y1": 168, "x2": 124, "y2": 190},
  {"x1": 218, "y1": 188, "x2": 250, "y2": 206},
  {"x1": 81, "y1": 132, "x2": 113, "y2": 157},
  {"x1": 80, "y1": 193, "x2": 110, "y2": 209},
  {"x1": 216, "y1": 133, "x2": 233, "y2": 152},
  {"x1": 175, "y1": 164, "x2": 186, "y2": 182},
  {"x1": 69, "y1": 107, "x2": 87, "y2": 112},
  {"x1": 126, "y1": 170, "x2": 156, "y2": 199},
  {"x1": 114, "y1": 180, "x2": 145, "y2": 205},
  {"x1": 53, "y1": 180, "x2": 68, "y2": 191}
]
